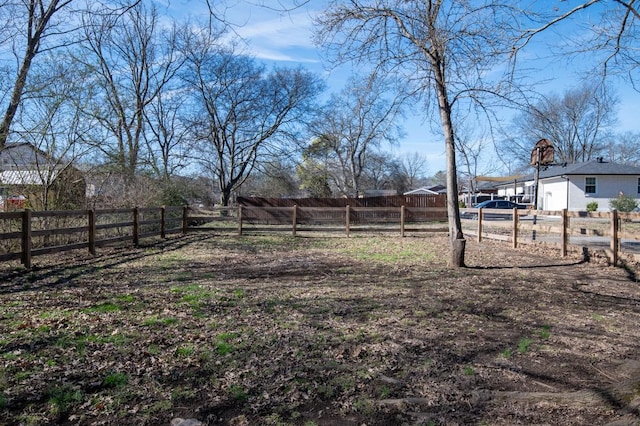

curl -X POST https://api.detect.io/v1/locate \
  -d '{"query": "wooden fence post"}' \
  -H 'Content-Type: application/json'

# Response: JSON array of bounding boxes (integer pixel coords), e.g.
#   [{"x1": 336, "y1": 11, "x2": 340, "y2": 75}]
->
[
  {"x1": 477, "y1": 208, "x2": 483, "y2": 242},
  {"x1": 88, "y1": 209, "x2": 96, "y2": 256},
  {"x1": 561, "y1": 209, "x2": 568, "y2": 257},
  {"x1": 133, "y1": 207, "x2": 140, "y2": 247},
  {"x1": 345, "y1": 205, "x2": 350, "y2": 237},
  {"x1": 182, "y1": 206, "x2": 189, "y2": 235},
  {"x1": 21, "y1": 208, "x2": 32, "y2": 268},
  {"x1": 160, "y1": 206, "x2": 166, "y2": 239},
  {"x1": 512, "y1": 208, "x2": 518, "y2": 248},
  {"x1": 610, "y1": 209, "x2": 619, "y2": 266},
  {"x1": 292, "y1": 205, "x2": 297, "y2": 237},
  {"x1": 400, "y1": 205, "x2": 405, "y2": 237},
  {"x1": 238, "y1": 205, "x2": 243, "y2": 236}
]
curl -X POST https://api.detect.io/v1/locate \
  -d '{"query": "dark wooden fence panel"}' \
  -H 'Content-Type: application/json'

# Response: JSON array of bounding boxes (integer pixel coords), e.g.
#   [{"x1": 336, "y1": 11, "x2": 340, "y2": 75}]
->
[{"x1": 237, "y1": 195, "x2": 447, "y2": 222}]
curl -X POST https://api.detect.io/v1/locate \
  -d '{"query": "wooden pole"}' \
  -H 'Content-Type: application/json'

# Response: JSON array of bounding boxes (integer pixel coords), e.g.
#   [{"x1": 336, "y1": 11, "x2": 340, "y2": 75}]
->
[
  {"x1": 400, "y1": 205, "x2": 405, "y2": 237},
  {"x1": 512, "y1": 207, "x2": 518, "y2": 248},
  {"x1": 238, "y1": 205, "x2": 243, "y2": 236},
  {"x1": 182, "y1": 206, "x2": 189, "y2": 235},
  {"x1": 477, "y1": 208, "x2": 483, "y2": 242},
  {"x1": 160, "y1": 206, "x2": 166, "y2": 239},
  {"x1": 21, "y1": 208, "x2": 32, "y2": 268},
  {"x1": 133, "y1": 207, "x2": 140, "y2": 246},
  {"x1": 610, "y1": 209, "x2": 619, "y2": 266},
  {"x1": 88, "y1": 209, "x2": 96, "y2": 256},
  {"x1": 345, "y1": 205, "x2": 350, "y2": 237},
  {"x1": 561, "y1": 209, "x2": 568, "y2": 257},
  {"x1": 292, "y1": 204, "x2": 297, "y2": 237}
]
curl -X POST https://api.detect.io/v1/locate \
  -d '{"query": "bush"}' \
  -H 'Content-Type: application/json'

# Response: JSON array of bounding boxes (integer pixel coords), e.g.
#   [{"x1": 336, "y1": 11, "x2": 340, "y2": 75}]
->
[
  {"x1": 609, "y1": 193, "x2": 638, "y2": 212},
  {"x1": 586, "y1": 201, "x2": 598, "y2": 212}
]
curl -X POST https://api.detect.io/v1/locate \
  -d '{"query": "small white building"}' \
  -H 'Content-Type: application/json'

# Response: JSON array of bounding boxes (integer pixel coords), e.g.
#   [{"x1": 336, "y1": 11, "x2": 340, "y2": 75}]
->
[{"x1": 493, "y1": 159, "x2": 640, "y2": 211}]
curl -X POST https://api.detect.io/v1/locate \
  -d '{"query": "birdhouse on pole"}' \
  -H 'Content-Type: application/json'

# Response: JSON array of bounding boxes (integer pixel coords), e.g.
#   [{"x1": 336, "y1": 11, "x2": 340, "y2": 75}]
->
[{"x1": 530, "y1": 138, "x2": 555, "y2": 210}]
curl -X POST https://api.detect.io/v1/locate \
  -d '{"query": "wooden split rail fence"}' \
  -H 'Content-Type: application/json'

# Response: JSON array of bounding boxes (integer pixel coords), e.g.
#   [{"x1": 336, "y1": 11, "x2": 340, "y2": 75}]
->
[
  {"x1": 2, "y1": 204, "x2": 639, "y2": 269},
  {"x1": 0, "y1": 205, "x2": 448, "y2": 268},
  {"x1": 461, "y1": 207, "x2": 640, "y2": 265}
]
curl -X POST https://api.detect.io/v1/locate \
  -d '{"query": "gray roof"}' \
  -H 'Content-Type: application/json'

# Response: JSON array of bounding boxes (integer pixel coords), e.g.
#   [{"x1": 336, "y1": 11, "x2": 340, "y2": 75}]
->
[
  {"x1": 491, "y1": 160, "x2": 640, "y2": 188},
  {"x1": 538, "y1": 160, "x2": 640, "y2": 178}
]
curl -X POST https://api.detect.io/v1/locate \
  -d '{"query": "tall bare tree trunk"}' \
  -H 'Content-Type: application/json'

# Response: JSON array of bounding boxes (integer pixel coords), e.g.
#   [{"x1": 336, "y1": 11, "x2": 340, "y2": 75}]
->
[{"x1": 434, "y1": 68, "x2": 465, "y2": 267}]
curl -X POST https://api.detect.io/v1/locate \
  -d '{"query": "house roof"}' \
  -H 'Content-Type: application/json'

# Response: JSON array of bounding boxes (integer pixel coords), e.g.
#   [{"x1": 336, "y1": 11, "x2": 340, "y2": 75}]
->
[
  {"x1": 492, "y1": 160, "x2": 640, "y2": 188},
  {"x1": 537, "y1": 160, "x2": 640, "y2": 178},
  {"x1": 404, "y1": 185, "x2": 446, "y2": 195},
  {"x1": 0, "y1": 169, "x2": 58, "y2": 185}
]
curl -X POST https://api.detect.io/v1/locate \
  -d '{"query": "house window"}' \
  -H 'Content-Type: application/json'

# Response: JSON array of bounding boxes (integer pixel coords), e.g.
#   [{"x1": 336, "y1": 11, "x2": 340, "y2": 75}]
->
[
  {"x1": 637, "y1": 177, "x2": 640, "y2": 195},
  {"x1": 585, "y1": 177, "x2": 597, "y2": 194}
]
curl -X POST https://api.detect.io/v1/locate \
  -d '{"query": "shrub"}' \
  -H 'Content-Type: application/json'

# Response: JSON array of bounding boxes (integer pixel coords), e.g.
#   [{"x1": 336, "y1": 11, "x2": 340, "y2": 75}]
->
[
  {"x1": 609, "y1": 193, "x2": 638, "y2": 212},
  {"x1": 586, "y1": 201, "x2": 598, "y2": 212}
]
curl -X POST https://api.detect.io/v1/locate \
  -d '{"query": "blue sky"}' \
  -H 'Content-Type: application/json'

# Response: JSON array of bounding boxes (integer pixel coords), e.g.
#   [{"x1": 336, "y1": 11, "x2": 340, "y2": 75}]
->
[{"x1": 163, "y1": 0, "x2": 640, "y2": 175}]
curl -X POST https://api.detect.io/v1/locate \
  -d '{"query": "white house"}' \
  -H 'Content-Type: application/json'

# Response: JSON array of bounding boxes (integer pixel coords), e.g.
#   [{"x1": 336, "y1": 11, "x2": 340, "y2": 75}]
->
[{"x1": 494, "y1": 159, "x2": 640, "y2": 211}]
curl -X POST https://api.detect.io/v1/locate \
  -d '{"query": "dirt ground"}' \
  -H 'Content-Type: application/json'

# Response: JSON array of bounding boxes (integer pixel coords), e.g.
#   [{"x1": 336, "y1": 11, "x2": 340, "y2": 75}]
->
[{"x1": 1, "y1": 232, "x2": 640, "y2": 425}]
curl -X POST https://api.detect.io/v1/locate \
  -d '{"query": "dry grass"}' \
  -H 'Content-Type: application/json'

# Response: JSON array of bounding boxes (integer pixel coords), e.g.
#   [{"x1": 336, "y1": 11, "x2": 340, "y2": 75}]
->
[{"x1": 1, "y1": 233, "x2": 639, "y2": 425}]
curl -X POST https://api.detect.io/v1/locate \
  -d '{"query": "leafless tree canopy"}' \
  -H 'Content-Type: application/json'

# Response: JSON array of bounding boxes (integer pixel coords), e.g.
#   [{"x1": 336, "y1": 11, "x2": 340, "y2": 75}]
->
[
  {"x1": 499, "y1": 83, "x2": 618, "y2": 166},
  {"x1": 308, "y1": 74, "x2": 404, "y2": 197},
  {"x1": 315, "y1": 0, "x2": 526, "y2": 266}
]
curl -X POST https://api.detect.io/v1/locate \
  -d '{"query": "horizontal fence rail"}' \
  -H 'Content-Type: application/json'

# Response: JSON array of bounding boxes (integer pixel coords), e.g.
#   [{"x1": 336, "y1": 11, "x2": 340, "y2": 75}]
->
[
  {"x1": 0, "y1": 206, "x2": 185, "y2": 268},
  {"x1": 1, "y1": 204, "x2": 448, "y2": 268},
  {"x1": 3, "y1": 202, "x2": 638, "y2": 268},
  {"x1": 460, "y1": 207, "x2": 640, "y2": 265}
]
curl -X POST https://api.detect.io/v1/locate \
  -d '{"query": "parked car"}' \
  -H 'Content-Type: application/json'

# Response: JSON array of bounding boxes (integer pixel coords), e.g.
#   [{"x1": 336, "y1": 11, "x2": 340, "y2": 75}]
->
[{"x1": 462, "y1": 199, "x2": 527, "y2": 220}]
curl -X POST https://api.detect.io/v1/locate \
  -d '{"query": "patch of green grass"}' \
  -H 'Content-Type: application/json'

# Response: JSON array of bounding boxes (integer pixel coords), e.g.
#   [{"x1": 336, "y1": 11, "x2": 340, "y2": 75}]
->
[
  {"x1": 143, "y1": 316, "x2": 179, "y2": 327},
  {"x1": 501, "y1": 348, "x2": 512, "y2": 358},
  {"x1": 592, "y1": 313, "x2": 604, "y2": 321},
  {"x1": 214, "y1": 332, "x2": 238, "y2": 355},
  {"x1": 0, "y1": 392, "x2": 7, "y2": 409},
  {"x1": 103, "y1": 372, "x2": 128, "y2": 388},
  {"x1": 2, "y1": 352, "x2": 19, "y2": 361},
  {"x1": 463, "y1": 365, "x2": 475, "y2": 376},
  {"x1": 379, "y1": 385, "x2": 391, "y2": 398},
  {"x1": 175, "y1": 346, "x2": 195, "y2": 358},
  {"x1": 538, "y1": 325, "x2": 552, "y2": 339},
  {"x1": 48, "y1": 385, "x2": 83, "y2": 415},
  {"x1": 148, "y1": 344, "x2": 160, "y2": 355},
  {"x1": 83, "y1": 301, "x2": 121, "y2": 314},
  {"x1": 517, "y1": 338, "x2": 533, "y2": 354},
  {"x1": 172, "y1": 284, "x2": 215, "y2": 310},
  {"x1": 117, "y1": 294, "x2": 135, "y2": 303},
  {"x1": 229, "y1": 384, "x2": 248, "y2": 402}
]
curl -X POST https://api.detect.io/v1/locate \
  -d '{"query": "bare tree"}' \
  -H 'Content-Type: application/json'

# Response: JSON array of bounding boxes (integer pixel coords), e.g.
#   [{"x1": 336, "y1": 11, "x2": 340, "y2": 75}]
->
[
  {"x1": 515, "y1": 1, "x2": 640, "y2": 89},
  {"x1": 9, "y1": 52, "x2": 94, "y2": 209},
  {"x1": 78, "y1": 1, "x2": 183, "y2": 184},
  {"x1": 143, "y1": 85, "x2": 191, "y2": 181},
  {"x1": 400, "y1": 152, "x2": 429, "y2": 190},
  {"x1": 182, "y1": 32, "x2": 322, "y2": 206},
  {"x1": 309, "y1": 75, "x2": 404, "y2": 197},
  {"x1": 606, "y1": 131, "x2": 640, "y2": 166},
  {"x1": 316, "y1": 0, "x2": 523, "y2": 266},
  {"x1": 499, "y1": 83, "x2": 617, "y2": 166},
  {"x1": 0, "y1": 0, "x2": 142, "y2": 151}
]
